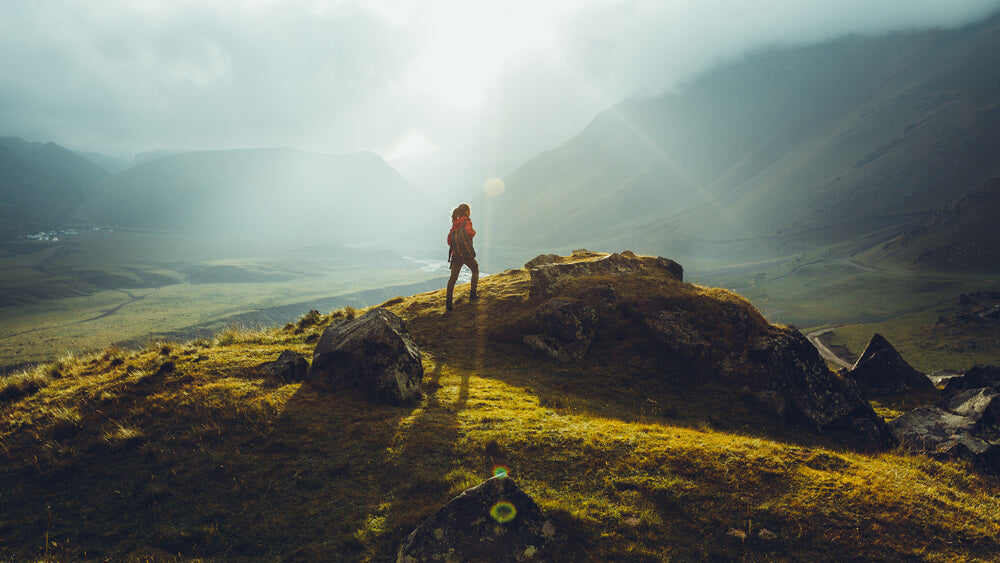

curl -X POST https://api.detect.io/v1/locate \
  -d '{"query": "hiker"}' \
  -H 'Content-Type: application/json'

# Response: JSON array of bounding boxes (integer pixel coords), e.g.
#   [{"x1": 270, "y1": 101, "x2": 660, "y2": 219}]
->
[{"x1": 446, "y1": 203, "x2": 479, "y2": 311}]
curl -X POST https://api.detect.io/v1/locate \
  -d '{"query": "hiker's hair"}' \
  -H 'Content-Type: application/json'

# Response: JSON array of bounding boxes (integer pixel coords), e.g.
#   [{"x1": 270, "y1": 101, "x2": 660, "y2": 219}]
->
[{"x1": 451, "y1": 203, "x2": 471, "y2": 221}]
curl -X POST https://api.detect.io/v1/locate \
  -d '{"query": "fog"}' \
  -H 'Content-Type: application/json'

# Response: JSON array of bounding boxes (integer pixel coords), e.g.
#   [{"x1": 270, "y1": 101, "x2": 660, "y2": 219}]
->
[{"x1": 2, "y1": 0, "x2": 999, "y2": 197}]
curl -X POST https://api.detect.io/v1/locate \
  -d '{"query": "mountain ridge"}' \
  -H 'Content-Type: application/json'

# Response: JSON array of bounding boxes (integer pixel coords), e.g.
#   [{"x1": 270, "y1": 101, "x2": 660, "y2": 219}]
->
[
  {"x1": 0, "y1": 136, "x2": 110, "y2": 225},
  {"x1": 480, "y1": 13, "x2": 1000, "y2": 268}
]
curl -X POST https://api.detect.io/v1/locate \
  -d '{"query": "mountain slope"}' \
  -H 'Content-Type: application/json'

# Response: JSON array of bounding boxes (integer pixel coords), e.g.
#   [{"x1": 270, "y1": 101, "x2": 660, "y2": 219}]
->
[
  {"x1": 73, "y1": 148, "x2": 438, "y2": 247},
  {"x1": 0, "y1": 251, "x2": 997, "y2": 561},
  {"x1": 480, "y1": 13, "x2": 1000, "y2": 267},
  {"x1": 862, "y1": 175, "x2": 1000, "y2": 271},
  {"x1": 0, "y1": 137, "x2": 110, "y2": 223}
]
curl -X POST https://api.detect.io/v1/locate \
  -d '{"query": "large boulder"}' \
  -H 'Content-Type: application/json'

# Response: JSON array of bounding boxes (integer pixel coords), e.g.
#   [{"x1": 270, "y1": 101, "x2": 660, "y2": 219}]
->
[
  {"x1": 889, "y1": 405, "x2": 1000, "y2": 474},
  {"x1": 527, "y1": 251, "x2": 682, "y2": 302},
  {"x1": 940, "y1": 387, "x2": 1000, "y2": 430},
  {"x1": 942, "y1": 365, "x2": 1000, "y2": 396},
  {"x1": 847, "y1": 333, "x2": 934, "y2": 394},
  {"x1": 307, "y1": 308, "x2": 423, "y2": 405},
  {"x1": 740, "y1": 328, "x2": 893, "y2": 449},
  {"x1": 396, "y1": 475, "x2": 558, "y2": 562},
  {"x1": 522, "y1": 298, "x2": 599, "y2": 362}
]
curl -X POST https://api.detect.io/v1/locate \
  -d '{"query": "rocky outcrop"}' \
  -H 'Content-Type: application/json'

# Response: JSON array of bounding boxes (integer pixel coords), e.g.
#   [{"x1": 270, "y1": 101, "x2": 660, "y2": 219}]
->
[
  {"x1": 645, "y1": 310, "x2": 710, "y2": 364},
  {"x1": 942, "y1": 365, "x2": 1000, "y2": 396},
  {"x1": 307, "y1": 307, "x2": 423, "y2": 405},
  {"x1": 888, "y1": 407, "x2": 1000, "y2": 472},
  {"x1": 522, "y1": 298, "x2": 599, "y2": 362},
  {"x1": 397, "y1": 475, "x2": 558, "y2": 562},
  {"x1": 847, "y1": 333, "x2": 933, "y2": 394},
  {"x1": 256, "y1": 349, "x2": 308, "y2": 382},
  {"x1": 889, "y1": 388, "x2": 1000, "y2": 474},
  {"x1": 740, "y1": 328, "x2": 893, "y2": 449},
  {"x1": 526, "y1": 250, "x2": 682, "y2": 302}
]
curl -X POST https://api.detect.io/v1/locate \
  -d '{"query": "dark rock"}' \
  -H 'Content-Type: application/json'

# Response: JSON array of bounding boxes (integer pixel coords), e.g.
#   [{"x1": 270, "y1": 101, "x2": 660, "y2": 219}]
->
[
  {"x1": 307, "y1": 308, "x2": 423, "y2": 405},
  {"x1": 396, "y1": 475, "x2": 558, "y2": 562},
  {"x1": 943, "y1": 365, "x2": 1000, "y2": 397},
  {"x1": 645, "y1": 310, "x2": 710, "y2": 361},
  {"x1": 257, "y1": 350, "x2": 308, "y2": 382},
  {"x1": 522, "y1": 298, "x2": 598, "y2": 362},
  {"x1": 583, "y1": 283, "x2": 618, "y2": 309},
  {"x1": 889, "y1": 406, "x2": 1000, "y2": 474},
  {"x1": 740, "y1": 328, "x2": 892, "y2": 449},
  {"x1": 847, "y1": 333, "x2": 934, "y2": 394},
  {"x1": 940, "y1": 387, "x2": 1000, "y2": 435},
  {"x1": 527, "y1": 251, "x2": 682, "y2": 302},
  {"x1": 524, "y1": 254, "x2": 563, "y2": 269}
]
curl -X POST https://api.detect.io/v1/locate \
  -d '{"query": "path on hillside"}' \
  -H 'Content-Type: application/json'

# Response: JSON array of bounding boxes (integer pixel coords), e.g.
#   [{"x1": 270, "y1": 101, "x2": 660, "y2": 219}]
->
[{"x1": 806, "y1": 328, "x2": 854, "y2": 370}]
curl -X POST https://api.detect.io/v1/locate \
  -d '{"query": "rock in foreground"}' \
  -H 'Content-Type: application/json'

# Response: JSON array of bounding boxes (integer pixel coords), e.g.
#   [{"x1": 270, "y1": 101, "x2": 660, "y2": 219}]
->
[
  {"x1": 397, "y1": 475, "x2": 558, "y2": 562},
  {"x1": 307, "y1": 307, "x2": 423, "y2": 405}
]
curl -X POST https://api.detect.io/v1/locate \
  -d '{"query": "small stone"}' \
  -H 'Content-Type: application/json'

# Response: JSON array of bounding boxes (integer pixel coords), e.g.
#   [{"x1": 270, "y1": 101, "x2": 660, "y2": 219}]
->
[{"x1": 758, "y1": 528, "x2": 778, "y2": 540}]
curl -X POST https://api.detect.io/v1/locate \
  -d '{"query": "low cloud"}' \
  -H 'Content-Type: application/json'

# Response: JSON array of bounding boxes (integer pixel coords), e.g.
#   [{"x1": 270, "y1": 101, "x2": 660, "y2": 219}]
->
[{"x1": 1, "y1": 0, "x2": 998, "y2": 194}]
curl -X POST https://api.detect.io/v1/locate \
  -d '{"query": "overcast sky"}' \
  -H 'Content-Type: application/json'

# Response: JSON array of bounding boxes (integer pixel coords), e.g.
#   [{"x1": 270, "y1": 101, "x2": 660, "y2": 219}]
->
[{"x1": 2, "y1": 0, "x2": 999, "y2": 196}]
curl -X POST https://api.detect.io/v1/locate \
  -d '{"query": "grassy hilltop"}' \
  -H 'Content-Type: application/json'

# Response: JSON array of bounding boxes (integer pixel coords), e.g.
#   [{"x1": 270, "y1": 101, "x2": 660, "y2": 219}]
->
[{"x1": 1, "y1": 251, "x2": 998, "y2": 561}]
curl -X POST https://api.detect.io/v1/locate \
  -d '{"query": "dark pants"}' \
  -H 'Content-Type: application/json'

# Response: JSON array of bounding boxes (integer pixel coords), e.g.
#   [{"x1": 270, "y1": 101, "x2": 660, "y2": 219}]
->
[{"x1": 446, "y1": 256, "x2": 479, "y2": 308}]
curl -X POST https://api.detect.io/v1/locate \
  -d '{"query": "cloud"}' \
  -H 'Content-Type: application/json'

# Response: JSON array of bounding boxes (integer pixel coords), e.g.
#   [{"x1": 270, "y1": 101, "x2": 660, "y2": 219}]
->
[{"x1": 1, "y1": 0, "x2": 998, "y2": 193}]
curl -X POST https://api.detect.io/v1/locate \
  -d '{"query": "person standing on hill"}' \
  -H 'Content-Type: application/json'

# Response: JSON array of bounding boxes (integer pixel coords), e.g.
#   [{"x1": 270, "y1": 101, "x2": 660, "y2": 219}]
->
[{"x1": 446, "y1": 203, "x2": 478, "y2": 312}]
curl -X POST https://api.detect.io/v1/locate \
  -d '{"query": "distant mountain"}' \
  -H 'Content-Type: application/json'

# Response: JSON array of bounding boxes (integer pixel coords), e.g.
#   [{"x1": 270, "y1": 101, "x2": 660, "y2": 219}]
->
[
  {"x1": 0, "y1": 136, "x2": 111, "y2": 223},
  {"x1": 480, "y1": 13, "x2": 1000, "y2": 268},
  {"x1": 78, "y1": 151, "x2": 132, "y2": 174},
  {"x1": 862, "y1": 175, "x2": 1000, "y2": 271},
  {"x1": 72, "y1": 148, "x2": 438, "y2": 248}
]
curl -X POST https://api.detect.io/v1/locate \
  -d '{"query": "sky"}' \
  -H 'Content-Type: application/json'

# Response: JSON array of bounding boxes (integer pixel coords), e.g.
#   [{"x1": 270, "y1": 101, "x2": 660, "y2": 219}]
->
[{"x1": 2, "y1": 0, "x2": 1000, "y2": 197}]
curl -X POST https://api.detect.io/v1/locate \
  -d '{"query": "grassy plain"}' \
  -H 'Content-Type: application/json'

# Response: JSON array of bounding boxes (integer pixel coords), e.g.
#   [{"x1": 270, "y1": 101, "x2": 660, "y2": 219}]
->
[
  {"x1": 0, "y1": 230, "x2": 441, "y2": 370},
  {"x1": 1, "y1": 259, "x2": 998, "y2": 561}
]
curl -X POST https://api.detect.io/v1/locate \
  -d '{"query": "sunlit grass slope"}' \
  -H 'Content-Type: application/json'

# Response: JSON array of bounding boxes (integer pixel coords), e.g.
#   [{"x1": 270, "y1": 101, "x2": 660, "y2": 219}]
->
[{"x1": 1, "y1": 255, "x2": 998, "y2": 561}]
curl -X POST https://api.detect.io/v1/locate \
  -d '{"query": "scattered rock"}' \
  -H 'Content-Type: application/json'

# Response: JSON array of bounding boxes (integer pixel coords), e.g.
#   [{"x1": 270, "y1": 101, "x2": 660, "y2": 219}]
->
[
  {"x1": 942, "y1": 365, "x2": 1000, "y2": 397},
  {"x1": 307, "y1": 307, "x2": 423, "y2": 405},
  {"x1": 740, "y1": 328, "x2": 893, "y2": 449},
  {"x1": 527, "y1": 251, "x2": 682, "y2": 302},
  {"x1": 522, "y1": 298, "x2": 598, "y2": 362},
  {"x1": 257, "y1": 349, "x2": 308, "y2": 382},
  {"x1": 396, "y1": 475, "x2": 558, "y2": 562},
  {"x1": 940, "y1": 387, "x2": 1000, "y2": 428},
  {"x1": 888, "y1": 406, "x2": 1000, "y2": 474},
  {"x1": 847, "y1": 333, "x2": 934, "y2": 394}
]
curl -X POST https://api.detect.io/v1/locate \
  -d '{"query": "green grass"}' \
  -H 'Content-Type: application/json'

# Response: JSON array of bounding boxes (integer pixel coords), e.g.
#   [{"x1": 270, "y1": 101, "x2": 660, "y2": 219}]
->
[
  {"x1": 0, "y1": 231, "x2": 438, "y2": 369},
  {"x1": 1, "y1": 254, "x2": 998, "y2": 561}
]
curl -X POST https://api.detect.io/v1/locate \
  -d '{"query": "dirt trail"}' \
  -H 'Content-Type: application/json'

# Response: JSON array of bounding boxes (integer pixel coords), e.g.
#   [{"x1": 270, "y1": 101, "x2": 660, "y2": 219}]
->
[{"x1": 806, "y1": 328, "x2": 854, "y2": 370}]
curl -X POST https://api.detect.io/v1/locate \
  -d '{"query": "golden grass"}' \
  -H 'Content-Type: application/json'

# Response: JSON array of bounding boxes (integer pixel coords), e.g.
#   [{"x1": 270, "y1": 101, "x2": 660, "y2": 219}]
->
[{"x1": 0, "y1": 256, "x2": 998, "y2": 561}]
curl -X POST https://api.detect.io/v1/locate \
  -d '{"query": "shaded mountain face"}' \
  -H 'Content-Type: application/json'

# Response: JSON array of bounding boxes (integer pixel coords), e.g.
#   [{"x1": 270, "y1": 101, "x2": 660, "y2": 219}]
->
[
  {"x1": 73, "y1": 148, "x2": 439, "y2": 248},
  {"x1": 479, "y1": 14, "x2": 1000, "y2": 267},
  {"x1": 865, "y1": 175, "x2": 1000, "y2": 271},
  {"x1": 0, "y1": 137, "x2": 110, "y2": 223}
]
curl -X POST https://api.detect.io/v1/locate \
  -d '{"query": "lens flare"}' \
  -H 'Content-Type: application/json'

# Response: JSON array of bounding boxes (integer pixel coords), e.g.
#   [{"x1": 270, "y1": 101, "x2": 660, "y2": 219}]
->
[
  {"x1": 490, "y1": 500, "x2": 517, "y2": 524},
  {"x1": 483, "y1": 177, "x2": 505, "y2": 196},
  {"x1": 493, "y1": 465, "x2": 509, "y2": 478}
]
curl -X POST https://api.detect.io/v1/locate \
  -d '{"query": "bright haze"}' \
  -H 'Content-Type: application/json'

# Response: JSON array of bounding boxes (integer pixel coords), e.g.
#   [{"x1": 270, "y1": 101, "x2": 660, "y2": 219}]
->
[{"x1": 2, "y1": 0, "x2": 999, "y2": 196}]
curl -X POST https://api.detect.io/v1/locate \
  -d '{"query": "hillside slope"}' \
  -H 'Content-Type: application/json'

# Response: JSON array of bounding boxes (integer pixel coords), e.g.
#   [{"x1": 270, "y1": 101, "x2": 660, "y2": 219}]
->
[
  {"x1": 861, "y1": 175, "x2": 1000, "y2": 271},
  {"x1": 0, "y1": 137, "x2": 110, "y2": 224},
  {"x1": 72, "y1": 148, "x2": 439, "y2": 248},
  {"x1": 1, "y1": 251, "x2": 997, "y2": 561},
  {"x1": 480, "y1": 13, "x2": 1000, "y2": 267}
]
